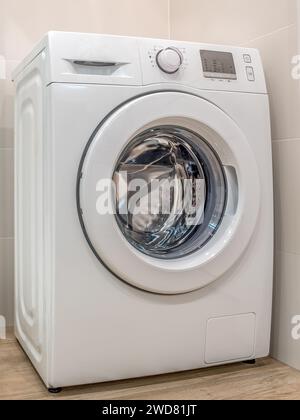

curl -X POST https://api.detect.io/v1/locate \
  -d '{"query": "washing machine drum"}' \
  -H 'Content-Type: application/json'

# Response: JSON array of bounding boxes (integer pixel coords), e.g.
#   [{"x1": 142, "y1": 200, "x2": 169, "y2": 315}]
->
[{"x1": 78, "y1": 92, "x2": 260, "y2": 295}]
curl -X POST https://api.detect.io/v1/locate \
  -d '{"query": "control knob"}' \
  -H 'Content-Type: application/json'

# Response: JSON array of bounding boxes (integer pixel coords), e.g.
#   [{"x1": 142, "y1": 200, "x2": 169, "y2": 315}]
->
[{"x1": 156, "y1": 47, "x2": 183, "y2": 74}]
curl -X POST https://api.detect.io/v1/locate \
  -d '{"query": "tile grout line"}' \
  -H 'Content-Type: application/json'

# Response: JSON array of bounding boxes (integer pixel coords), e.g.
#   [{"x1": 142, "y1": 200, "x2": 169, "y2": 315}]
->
[
  {"x1": 168, "y1": 0, "x2": 171, "y2": 40},
  {"x1": 275, "y1": 249, "x2": 300, "y2": 258},
  {"x1": 272, "y1": 137, "x2": 300, "y2": 143},
  {"x1": 242, "y1": 23, "x2": 296, "y2": 47},
  {"x1": 297, "y1": 0, "x2": 300, "y2": 51}
]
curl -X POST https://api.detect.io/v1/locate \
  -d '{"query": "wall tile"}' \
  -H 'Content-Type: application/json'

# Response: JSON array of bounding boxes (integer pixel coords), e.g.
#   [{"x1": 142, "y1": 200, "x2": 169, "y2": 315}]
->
[
  {"x1": 0, "y1": 128, "x2": 14, "y2": 149},
  {"x1": 272, "y1": 251, "x2": 300, "y2": 370},
  {"x1": 0, "y1": 149, "x2": 14, "y2": 238},
  {"x1": 0, "y1": 238, "x2": 14, "y2": 326},
  {"x1": 273, "y1": 139, "x2": 300, "y2": 255},
  {"x1": 0, "y1": 78, "x2": 15, "y2": 149},
  {"x1": 246, "y1": 25, "x2": 300, "y2": 141},
  {"x1": 0, "y1": 0, "x2": 170, "y2": 61},
  {"x1": 170, "y1": 0, "x2": 297, "y2": 45}
]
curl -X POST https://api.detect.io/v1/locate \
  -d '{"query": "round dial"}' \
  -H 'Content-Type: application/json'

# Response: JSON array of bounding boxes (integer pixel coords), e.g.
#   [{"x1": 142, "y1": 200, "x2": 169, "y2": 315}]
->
[{"x1": 156, "y1": 47, "x2": 183, "y2": 74}]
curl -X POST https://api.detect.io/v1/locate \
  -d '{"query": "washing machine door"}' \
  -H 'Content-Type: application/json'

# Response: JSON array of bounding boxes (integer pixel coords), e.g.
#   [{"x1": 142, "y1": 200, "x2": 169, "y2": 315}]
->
[{"x1": 78, "y1": 92, "x2": 260, "y2": 295}]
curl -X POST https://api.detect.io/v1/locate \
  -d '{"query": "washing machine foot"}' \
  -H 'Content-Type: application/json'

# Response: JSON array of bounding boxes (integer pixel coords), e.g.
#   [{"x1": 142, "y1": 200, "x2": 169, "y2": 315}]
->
[
  {"x1": 48, "y1": 387, "x2": 62, "y2": 394},
  {"x1": 243, "y1": 359, "x2": 256, "y2": 365}
]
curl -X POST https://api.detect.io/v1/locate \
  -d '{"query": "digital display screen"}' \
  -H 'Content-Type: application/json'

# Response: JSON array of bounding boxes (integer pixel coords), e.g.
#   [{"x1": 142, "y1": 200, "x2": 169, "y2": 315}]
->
[{"x1": 200, "y1": 50, "x2": 237, "y2": 79}]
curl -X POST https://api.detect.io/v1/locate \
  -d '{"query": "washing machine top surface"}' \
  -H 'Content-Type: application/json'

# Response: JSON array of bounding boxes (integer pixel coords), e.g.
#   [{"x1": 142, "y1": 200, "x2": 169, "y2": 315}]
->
[{"x1": 12, "y1": 31, "x2": 267, "y2": 95}]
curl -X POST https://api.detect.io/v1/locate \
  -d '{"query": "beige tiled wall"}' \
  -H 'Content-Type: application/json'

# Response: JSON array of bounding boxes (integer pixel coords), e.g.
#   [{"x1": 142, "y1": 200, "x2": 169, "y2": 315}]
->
[
  {"x1": 0, "y1": 0, "x2": 170, "y2": 326},
  {"x1": 0, "y1": 0, "x2": 170, "y2": 62},
  {"x1": 171, "y1": 0, "x2": 300, "y2": 369},
  {"x1": 170, "y1": 0, "x2": 296, "y2": 45}
]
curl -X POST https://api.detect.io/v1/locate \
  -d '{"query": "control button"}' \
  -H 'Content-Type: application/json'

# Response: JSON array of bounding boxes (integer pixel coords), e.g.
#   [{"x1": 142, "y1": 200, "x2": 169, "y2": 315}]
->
[
  {"x1": 156, "y1": 47, "x2": 183, "y2": 74},
  {"x1": 246, "y1": 66, "x2": 255, "y2": 82},
  {"x1": 243, "y1": 54, "x2": 252, "y2": 64}
]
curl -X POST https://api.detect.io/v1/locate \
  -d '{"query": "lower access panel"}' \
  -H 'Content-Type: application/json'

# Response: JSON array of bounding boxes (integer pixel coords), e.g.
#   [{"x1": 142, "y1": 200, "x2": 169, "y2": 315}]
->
[{"x1": 205, "y1": 313, "x2": 256, "y2": 364}]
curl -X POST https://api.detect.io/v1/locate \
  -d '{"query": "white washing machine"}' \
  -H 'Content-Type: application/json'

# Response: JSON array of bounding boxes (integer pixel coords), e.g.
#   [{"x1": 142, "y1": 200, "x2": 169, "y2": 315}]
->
[{"x1": 13, "y1": 32, "x2": 273, "y2": 390}]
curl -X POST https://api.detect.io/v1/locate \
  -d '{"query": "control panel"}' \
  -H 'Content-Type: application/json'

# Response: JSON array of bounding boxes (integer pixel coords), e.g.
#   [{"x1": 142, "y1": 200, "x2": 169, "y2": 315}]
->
[
  {"x1": 29, "y1": 33, "x2": 266, "y2": 92},
  {"x1": 140, "y1": 39, "x2": 266, "y2": 94}
]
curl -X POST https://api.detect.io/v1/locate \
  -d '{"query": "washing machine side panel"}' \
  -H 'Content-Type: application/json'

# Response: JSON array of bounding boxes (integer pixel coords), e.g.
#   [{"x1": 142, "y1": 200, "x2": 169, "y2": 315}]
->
[
  {"x1": 46, "y1": 84, "x2": 273, "y2": 388},
  {"x1": 14, "y1": 52, "x2": 50, "y2": 385}
]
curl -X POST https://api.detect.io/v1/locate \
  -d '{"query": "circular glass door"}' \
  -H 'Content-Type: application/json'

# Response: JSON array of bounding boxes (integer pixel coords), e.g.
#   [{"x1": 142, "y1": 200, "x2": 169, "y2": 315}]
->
[
  {"x1": 113, "y1": 126, "x2": 227, "y2": 259},
  {"x1": 78, "y1": 91, "x2": 260, "y2": 294}
]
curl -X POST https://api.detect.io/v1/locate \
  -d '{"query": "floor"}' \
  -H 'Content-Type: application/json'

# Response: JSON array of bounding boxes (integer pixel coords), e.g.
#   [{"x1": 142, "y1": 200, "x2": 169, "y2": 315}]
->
[{"x1": 1, "y1": 332, "x2": 300, "y2": 400}]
